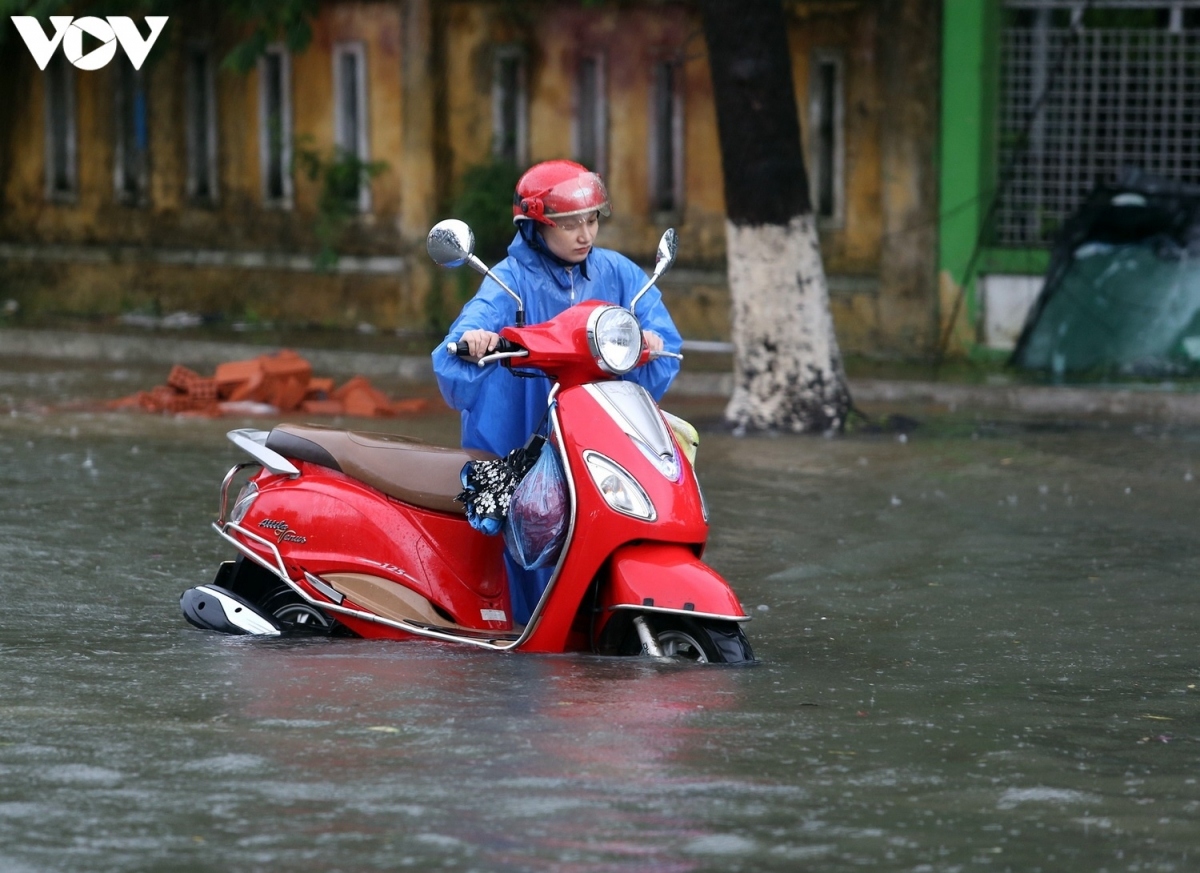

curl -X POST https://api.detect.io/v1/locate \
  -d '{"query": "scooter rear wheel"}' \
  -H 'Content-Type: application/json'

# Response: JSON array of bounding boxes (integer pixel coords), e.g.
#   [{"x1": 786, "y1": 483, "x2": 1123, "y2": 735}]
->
[
  {"x1": 263, "y1": 588, "x2": 336, "y2": 633},
  {"x1": 223, "y1": 556, "x2": 343, "y2": 636}
]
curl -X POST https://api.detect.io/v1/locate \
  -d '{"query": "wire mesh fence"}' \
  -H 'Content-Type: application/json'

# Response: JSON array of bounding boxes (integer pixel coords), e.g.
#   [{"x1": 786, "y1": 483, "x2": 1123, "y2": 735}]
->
[{"x1": 996, "y1": 2, "x2": 1200, "y2": 247}]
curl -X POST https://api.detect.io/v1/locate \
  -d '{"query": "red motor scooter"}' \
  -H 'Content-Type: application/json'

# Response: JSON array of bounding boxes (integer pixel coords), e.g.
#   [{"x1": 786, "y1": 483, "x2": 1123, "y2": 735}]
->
[{"x1": 180, "y1": 220, "x2": 754, "y2": 663}]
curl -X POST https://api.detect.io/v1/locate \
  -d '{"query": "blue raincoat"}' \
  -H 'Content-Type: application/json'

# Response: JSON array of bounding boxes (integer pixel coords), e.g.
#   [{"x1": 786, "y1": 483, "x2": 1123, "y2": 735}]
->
[
  {"x1": 434, "y1": 231, "x2": 682, "y2": 457},
  {"x1": 433, "y1": 230, "x2": 683, "y2": 623}
]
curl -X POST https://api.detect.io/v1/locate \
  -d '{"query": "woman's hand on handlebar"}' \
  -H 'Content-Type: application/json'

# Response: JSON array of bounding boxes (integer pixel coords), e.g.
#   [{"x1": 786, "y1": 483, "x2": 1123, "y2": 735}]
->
[
  {"x1": 460, "y1": 329, "x2": 500, "y2": 359},
  {"x1": 643, "y1": 329, "x2": 682, "y2": 361}
]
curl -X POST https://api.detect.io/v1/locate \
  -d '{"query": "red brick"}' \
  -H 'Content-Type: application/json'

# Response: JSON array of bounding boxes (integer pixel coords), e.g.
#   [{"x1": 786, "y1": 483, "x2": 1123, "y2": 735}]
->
[
  {"x1": 269, "y1": 375, "x2": 309, "y2": 411},
  {"x1": 305, "y1": 377, "x2": 336, "y2": 398},
  {"x1": 227, "y1": 370, "x2": 266, "y2": 402},
  {"x1": 332, "y1": 375, "x2": 371, "y2": 400},
  {"x1": 261, "y1": 349, "x2": 311, "y2": 379},
  {"x1": 341, "y1": 386, "x2": 383, "y2": 417},
  {"x1": 167, "y1": 364, "x2": 201, "y2": 391},
  {"x1": 214, "y1": 359, "x2": 263, "y2": 390},
  {"x1": 187, "y1": 378, "x2": 217, "y2": 400},
  {"x1": 301, "y1": 399, "x2": 345, "y2": 416}
]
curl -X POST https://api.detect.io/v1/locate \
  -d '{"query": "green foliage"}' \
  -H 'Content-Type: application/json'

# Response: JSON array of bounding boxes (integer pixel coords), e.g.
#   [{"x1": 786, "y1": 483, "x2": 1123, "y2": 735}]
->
[
  {"x1": 0, "y1": 0, "x2": 67, "y2": 43},
  {"x1": 450, "y1": 158, "x2": 522, "y2": 264},
  {"x1": 294, "y1": 136, "x2": 387, "y2": 270},
  {"x1": 1, "y1": 1, "x2": 368, "y2": 274},
  {"x1": 420, "y1": 159, "x2": 522, "y2": 329},
  {"x1": 219, "y1": 0, "x2": 318, "y2": 73}
]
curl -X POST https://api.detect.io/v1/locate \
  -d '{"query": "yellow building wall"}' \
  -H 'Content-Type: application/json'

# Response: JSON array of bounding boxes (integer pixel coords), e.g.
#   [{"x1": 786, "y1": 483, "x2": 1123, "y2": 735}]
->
[
  {"x1": 439, "y1": 3, "x2": 727, "y2": 264},
  {"x1": 0, "y1": 3, "x2": 424, "y2": 330},
  {"x1": 434, "y1": 0, "x2": 937, "y2": 353},
  {"x1": 0, "y1": 0, "x2": 940, "y2": 356}
]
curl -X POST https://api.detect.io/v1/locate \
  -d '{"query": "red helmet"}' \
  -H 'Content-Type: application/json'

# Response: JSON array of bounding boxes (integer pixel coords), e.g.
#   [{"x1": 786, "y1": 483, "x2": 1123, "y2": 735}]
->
[{"x1": 512, "y1": 160, "x2": 611, "y2": 226}]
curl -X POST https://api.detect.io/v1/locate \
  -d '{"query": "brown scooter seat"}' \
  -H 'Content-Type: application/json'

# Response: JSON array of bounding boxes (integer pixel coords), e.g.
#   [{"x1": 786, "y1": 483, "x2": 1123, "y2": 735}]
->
[{"x1": 266, "y1": 424, "x2": 496, "y2": 515}]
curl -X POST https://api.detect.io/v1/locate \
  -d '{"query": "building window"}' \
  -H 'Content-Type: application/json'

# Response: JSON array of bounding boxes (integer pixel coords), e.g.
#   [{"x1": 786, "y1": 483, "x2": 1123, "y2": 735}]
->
[
  {"x1": 650, "y1": 59, "x2": 683, "y2": 214},
  {"x1": 492, "y1": 46, "x2": 528, "y2": 166},
  {"x1": 333, "y1": 41, "x2": 370, "y2": 212},
  {"x1": 114, "y1": 60, "x2": 149, "y2": 205},
  {"x1": 574, "y1": 54, "x2": 606, "y2": 175},
  {"x1": 809, "y1": 50, "x2": 845, "y2": 226},
  {"x1": 997, "y1": 0, "x2": 1200, "y2": 247},
  {"x1": 259, "y1": 45, "x2": 293, "y2": 207},
  {"x1": 44, "y1": 53, "x2": 76, "y2": 202},
  {"x1": 185, "y1": 46, "x2": 218, "y2": 205}
]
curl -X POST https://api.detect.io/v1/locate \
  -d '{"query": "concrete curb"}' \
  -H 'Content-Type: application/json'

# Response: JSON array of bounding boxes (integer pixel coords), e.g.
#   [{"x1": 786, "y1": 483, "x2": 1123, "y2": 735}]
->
[
  {"x1": 5, "y1": 327, "x2": 1200, "y2": 423},
  {"x1": 648, "y1": 372, "x2": 1200, "y2": 423},
  {"x1": 848, "y1": 378, "x2": 1200, "y2": 424}
]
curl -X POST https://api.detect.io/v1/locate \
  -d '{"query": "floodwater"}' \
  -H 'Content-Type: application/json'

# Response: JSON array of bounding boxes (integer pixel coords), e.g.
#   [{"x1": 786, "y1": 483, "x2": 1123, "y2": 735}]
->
[{"x1": 1, "y1": 359, "x2": 1198, "y2": 872}]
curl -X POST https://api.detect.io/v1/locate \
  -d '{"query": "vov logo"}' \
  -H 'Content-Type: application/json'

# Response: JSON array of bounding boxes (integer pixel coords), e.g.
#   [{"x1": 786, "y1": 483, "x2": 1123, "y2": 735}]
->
[{"x1": 11, "y1": 16, "x2": 168, "y2": 71}]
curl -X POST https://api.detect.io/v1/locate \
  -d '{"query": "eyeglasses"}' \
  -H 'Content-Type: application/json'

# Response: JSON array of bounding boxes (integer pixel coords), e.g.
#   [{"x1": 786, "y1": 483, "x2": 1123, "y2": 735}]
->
[{"x1": 552, "y1": 213, "x2": 600, "y2": 232}]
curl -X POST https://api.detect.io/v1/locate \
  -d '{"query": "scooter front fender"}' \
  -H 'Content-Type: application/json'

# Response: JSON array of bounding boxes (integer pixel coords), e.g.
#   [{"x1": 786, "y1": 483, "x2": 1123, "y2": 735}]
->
[{"x1": 602, "y1": 543, "x2": 749, "y2": 622}]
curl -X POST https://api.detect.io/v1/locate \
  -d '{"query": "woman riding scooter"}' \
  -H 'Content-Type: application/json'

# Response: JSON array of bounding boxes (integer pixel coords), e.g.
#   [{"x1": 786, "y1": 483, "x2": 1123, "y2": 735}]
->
[
  {"x1": 184, "y1": 212, "x2": 753, "y2": 660},
  {"x1": 433, "y1": 160, "x2": 683, "y2": 622}
]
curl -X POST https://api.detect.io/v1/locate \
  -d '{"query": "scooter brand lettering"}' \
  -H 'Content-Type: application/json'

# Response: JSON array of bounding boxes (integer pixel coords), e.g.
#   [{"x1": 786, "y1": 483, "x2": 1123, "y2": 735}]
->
[
  {"x1": 10, "y1": 16, "x2": 168, "y2": 71},
  {"x1": 259, "y1": 518, "x2": 307, "y2": 544}
]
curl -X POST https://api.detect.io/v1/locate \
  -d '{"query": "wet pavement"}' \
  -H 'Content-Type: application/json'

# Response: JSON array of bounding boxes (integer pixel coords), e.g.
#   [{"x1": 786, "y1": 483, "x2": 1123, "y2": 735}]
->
[{"x1": 1, "y1": 358, "x2": 1198, "y2": 872}]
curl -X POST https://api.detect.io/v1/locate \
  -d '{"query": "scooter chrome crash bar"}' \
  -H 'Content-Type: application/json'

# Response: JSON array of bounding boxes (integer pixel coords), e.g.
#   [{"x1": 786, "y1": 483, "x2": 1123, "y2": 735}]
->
[
  {"x1": 218, "y1": 462, "x2": 259, "y2": 526},
  {"x1": 213, "y1": 520, "x2": 544, "y2": 651}
]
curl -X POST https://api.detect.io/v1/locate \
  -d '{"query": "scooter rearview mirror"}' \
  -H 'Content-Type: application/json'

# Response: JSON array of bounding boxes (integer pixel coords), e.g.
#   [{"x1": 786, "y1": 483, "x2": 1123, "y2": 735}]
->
[
  {"x1": 629, "y1": 228, "x2": 678, "y2": 315},
  {"x1": 655, "y1": 228, "x2": 678, "y2": 275},
  {"x1": 426, "y1": 219, "x2": 475, "y2": 268},
  {"x1": 426, "y1": 219, "x2": 527, "y2": 326}
]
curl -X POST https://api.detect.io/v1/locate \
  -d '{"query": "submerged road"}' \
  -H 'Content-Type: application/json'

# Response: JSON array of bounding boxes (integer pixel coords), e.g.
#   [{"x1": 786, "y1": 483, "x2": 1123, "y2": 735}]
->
[{"x1": 0, "y1": 356, "x2": 1197, "y2": 870}]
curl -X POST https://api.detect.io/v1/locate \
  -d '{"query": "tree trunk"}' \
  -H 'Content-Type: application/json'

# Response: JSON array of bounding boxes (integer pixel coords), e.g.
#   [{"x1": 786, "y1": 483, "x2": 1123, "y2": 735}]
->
[{"x1": 698, "y1": 0, "x2": 851, "y2": 434}]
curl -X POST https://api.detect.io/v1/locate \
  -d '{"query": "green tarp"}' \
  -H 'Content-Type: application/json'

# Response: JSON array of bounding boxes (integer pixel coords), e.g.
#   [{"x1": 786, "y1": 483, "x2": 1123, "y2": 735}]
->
[{"x1": 1011, "y1": 174, "x2": 1200, "y2": 379}]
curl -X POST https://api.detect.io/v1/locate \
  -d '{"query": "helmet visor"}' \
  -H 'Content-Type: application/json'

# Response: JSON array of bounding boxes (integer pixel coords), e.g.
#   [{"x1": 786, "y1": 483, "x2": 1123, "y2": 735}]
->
[{"x1": 542, "y1": 172, "x2": 612, "y2": 223}]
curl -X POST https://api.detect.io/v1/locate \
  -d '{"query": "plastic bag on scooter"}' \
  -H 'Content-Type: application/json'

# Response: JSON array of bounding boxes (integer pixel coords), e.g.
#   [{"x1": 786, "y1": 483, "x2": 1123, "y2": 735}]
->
[
  {"x1": 457, "y1": 437, "x2": 543, "y2": 536},
  {"x1": 504, "y1": 442, "x2": 568, "y2": 570}
]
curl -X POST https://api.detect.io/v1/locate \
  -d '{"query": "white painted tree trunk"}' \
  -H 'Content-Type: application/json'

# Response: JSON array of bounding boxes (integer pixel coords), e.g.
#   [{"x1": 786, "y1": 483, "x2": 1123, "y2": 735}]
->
[{"x1": 724, "y1": 214, "x2": 851, "y2": 433}]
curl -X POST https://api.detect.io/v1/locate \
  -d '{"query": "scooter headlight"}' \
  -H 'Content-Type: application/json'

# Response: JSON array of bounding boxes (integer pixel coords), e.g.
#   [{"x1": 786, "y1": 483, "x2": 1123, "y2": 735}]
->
[
  {"x1": 583, "y1": 451, "x2": 656, "y2": 521},
  {"x1": 587, "y1": 306, "x2": 642, "y2": 375}
]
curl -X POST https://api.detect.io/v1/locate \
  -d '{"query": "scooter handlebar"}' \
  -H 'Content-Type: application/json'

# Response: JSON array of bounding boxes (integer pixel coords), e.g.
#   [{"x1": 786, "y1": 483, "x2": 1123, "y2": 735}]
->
[{"x1": 446, "y1": 338, "x2": 523, "y2": 357}]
